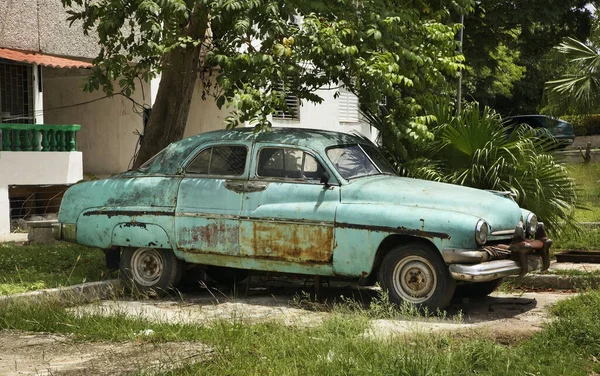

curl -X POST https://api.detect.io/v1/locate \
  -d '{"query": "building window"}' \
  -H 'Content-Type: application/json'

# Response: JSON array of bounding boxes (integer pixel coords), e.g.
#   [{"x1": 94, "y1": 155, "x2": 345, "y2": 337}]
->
[
  {"x1": 0, "y1": 60, "x2": 34, "y2": 124},
  {"x1": 273, "y1": 81, "x2": 300, "y2": 120},
  {"x1": 338, "y1": 88, "x2": 359, "y2": 123}
]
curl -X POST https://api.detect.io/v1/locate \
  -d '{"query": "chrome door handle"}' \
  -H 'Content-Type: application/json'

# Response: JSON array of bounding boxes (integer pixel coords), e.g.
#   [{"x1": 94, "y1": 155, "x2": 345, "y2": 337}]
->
[
  {"x1": 245, "y1": 181, "x2": 268, "y2": 193},
  {"x1": 224, "y1": 180, "x2": 246, "y2": 193}
]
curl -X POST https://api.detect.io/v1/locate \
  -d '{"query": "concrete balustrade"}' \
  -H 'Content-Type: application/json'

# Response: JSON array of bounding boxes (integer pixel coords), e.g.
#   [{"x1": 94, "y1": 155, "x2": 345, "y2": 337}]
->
[
  {"x1": 0, "y1": 123, "x2": 83, "y2": 235},
  {"x1": 0, "y1": 123, "x2": 80, "y2": 152}
]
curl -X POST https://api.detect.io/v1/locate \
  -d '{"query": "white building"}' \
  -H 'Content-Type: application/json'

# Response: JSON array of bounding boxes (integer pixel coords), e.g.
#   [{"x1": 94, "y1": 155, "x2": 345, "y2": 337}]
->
[{"x1": 0, "y1": 0, "x2": 373, "y2": 234}]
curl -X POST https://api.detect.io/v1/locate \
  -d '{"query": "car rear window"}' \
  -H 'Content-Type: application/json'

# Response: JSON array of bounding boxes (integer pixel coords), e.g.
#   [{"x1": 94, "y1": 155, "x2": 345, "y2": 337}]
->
[{"x1": 186, "y1": 145, "x2": 247, "y2": 176}]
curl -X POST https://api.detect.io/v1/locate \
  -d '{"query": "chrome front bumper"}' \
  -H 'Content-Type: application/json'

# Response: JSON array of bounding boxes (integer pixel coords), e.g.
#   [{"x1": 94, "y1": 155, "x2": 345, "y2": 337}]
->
[
  {"x1": 444, "y1": 223, "x2": 552, "y2": 282},
  {"x1": 449, "y1": 255, "x2": 544, "y2": 282}
]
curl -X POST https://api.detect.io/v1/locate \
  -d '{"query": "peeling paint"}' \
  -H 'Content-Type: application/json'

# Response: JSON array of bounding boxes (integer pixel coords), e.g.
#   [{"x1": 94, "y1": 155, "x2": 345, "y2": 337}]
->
[{"x1": 336, "y1": 222, "x2": 450, "y2": 240}]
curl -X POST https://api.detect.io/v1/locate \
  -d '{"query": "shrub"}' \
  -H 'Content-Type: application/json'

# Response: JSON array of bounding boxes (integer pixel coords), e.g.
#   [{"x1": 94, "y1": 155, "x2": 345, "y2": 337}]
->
[
  {"x1": 560, "y1": 114, "x2": 600, "y2": 136},
  {"x1": 366, "y1": 102, "x2": 577, "y2": 234}
]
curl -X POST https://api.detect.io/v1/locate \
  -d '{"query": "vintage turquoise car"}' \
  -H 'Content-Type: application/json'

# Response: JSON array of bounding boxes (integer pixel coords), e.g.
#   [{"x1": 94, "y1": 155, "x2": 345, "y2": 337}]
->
[{"x1": 53, "y1": 128, "x2": 551, "y2": 310}]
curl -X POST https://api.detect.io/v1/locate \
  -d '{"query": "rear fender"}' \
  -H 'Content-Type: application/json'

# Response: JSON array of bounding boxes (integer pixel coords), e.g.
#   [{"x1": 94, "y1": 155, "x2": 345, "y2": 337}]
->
[{"x1": 111, "y1": 223, "x2": 172, "y2": 249}]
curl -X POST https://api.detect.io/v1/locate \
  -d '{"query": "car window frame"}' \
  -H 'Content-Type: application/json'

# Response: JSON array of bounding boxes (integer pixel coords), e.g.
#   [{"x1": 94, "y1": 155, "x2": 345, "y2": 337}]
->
[
  {"x1": 251, "y1": 144, "x2": 336, "y2": 185},
  {"x1": 183, "y1": 143, "x2": 250, "y2": 179}
]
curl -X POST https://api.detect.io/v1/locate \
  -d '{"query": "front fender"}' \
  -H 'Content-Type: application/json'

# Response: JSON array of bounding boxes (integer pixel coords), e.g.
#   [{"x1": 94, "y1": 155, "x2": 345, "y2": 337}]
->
[{"x1": 332, "y1": 203, "x2": 482, "y2": 276}]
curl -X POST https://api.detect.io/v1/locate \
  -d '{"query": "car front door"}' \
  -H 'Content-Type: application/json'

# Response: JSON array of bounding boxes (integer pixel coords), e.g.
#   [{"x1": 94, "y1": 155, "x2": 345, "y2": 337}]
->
[
  {"x1": 175, "y1": 144, "x2": 249, "y2": 256},
  {"x1": 239, "y1": 144, "x2": 340, "y2": 265}
]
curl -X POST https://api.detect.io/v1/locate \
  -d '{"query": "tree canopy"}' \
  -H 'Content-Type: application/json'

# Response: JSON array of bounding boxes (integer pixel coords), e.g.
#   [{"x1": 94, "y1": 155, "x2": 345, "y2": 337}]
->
[
  {"x1": 62, "y1": 0, "x2": 473, "y2": 166},
  {"x1": 462, "y1": 0, "x2": 596, "y2": 115}
]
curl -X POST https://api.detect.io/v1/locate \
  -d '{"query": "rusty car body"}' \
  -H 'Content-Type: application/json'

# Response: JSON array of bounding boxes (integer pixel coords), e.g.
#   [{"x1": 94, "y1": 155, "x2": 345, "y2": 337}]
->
[{"x1": 53, "y1": 128, "x2": 551, "y2": 310}]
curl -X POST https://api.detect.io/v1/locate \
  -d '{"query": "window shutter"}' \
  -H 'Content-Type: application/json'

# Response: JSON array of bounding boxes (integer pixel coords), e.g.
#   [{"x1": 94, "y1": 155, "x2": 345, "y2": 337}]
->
[
  {"x1": 273, "y1": 81, "x2": 300, "y2": 120},
  {"x1": 339, "y1": 89, "x2": 359, "y2": 123}
]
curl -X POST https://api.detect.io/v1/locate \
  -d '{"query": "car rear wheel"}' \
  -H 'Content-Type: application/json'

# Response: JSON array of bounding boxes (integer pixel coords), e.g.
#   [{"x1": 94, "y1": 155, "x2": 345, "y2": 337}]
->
[
  {"x1": 120, "y1": 247, "x2": 182, "y2": 296},
  {"x1": 378, "y1": 243, "x2": 455, "y2": 311}
]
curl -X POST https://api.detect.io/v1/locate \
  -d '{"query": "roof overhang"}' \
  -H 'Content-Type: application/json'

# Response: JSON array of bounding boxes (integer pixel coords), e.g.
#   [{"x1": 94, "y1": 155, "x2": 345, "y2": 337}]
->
[{"x1": 0, "y1": 48, "x2": 93, "y2": 69}]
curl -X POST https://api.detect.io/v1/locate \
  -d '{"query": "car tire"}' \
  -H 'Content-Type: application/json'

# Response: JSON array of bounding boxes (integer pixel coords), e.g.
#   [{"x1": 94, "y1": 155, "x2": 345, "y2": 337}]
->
[
  {"x1": 455, "y1": 278, "x2": 504, "y2": 299},
  {"x1": 378, "y1": 243, "x2": 455, "y2": 311},
  {"x1": 120, "y1": 247, "x2": 183, "y2": 296},
  {"x1": 205, "y1": 266, "x2": 249, "y2": 284}
]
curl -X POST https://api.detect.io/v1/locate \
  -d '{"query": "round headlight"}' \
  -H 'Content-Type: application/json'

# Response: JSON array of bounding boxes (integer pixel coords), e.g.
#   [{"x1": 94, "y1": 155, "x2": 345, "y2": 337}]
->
[
  {"x1": 475, "y1": 220, "x2": 489, "y2": 246},
  {"x1": 526, "y1": 213, "x2": 538, "y2": 236}
]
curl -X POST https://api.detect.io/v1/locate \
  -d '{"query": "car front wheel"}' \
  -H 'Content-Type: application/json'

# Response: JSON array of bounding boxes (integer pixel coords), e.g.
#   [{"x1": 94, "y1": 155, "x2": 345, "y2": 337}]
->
[
  {"x1": 378, "y1": 243, "x2": 455, "y2": 311},
  {"x1": 120, "y1": 247, "x2": 182, "y2": 296}
]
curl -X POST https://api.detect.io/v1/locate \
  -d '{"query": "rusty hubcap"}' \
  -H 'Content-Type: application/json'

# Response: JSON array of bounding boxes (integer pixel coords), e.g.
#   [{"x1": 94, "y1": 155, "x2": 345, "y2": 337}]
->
[
  {"x1": 392, "y1": 255, "x2": 437, "y2": 303},
  {"x1": 131, "y1": 248, "x2": 164, "y2": 286}
]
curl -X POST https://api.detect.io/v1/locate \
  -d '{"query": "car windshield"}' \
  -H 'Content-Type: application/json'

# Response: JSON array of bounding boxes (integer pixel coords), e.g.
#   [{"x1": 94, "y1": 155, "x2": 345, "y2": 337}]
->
[{"x1": 327, "y1": 144, "x2": 397, "y2": 180}]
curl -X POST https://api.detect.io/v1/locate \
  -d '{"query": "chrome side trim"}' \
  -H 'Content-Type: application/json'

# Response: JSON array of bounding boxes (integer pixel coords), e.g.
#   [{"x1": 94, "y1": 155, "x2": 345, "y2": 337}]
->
[
  {"x1": 491, "y1": 229, "x2": 515, "y2": 236},
  {"x1": 449, "y1": 255, "x2": 543, "y2": 282},
  {"x1": 177, "y1": 212, "x2": 238, "y2": 220},
  {"x1": 442, "y1": 248, "x2": 489, "y2": 264},
  {"x1": 176, "y1": 213, "x2": 334, "y2": 227}
]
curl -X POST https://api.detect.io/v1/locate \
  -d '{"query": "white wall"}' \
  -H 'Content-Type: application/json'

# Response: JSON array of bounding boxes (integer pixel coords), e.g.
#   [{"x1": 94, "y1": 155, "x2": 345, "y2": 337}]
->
[
  {"x1": 0, "y1": 151, "x2": 83, "y2": 234},
  {"x1": 43, "y1": 67, "x2": 151, "y2": 176},
  {"x1": 158, "y1": 74, "x2": 376, "y2": 141},
  {"x1": 0, "y1": 186, "x2": 8, "y2": 236},
  {"x1": 183, "y1": 77, "x2": 233, "y2": 137},
  {"x1": 270, "y1": 87, "x2": 375, "y2": 141},
  {"x1": 43, "y1": 71, "x2": 374, "y2": 177}
]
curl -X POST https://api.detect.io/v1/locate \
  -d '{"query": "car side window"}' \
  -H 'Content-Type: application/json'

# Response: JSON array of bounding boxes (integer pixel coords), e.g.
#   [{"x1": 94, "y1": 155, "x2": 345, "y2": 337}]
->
[
  {"x1": 257, "y1": 147, "x2": 325, "y2": 181},
  {"x1": 187, "y1": 145, "x2": 247, "y2": 176}
]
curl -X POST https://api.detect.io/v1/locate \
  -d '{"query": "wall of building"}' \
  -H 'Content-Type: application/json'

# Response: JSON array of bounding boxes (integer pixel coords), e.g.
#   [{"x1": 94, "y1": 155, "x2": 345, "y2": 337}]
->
[
  {"x1": 0, "y1": 0, "x2": 99, "y2": 59},
  {"x1": 0, "y1": 151, "x2": 82, "y2": 234},
  {"x1": 182, "y1": 78, "x2": 374, "y2": 140},
  {"x1": 183, "y1": 78, "x2": 233, "y2": 138},
  {"x1": 269, "y1": 87, "x2": 374, "y2": 140},
  {"x1": 42, "y1": 67, "x2": 151, "y2": 175}
]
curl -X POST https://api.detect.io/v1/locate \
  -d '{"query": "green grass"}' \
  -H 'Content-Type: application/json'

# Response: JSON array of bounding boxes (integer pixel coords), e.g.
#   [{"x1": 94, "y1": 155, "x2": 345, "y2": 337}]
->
[
  {"x1": 553, "y1": 226, "x2": 600, "y2": 251},
  {"x1": 2, "y1": 291, "x2": 600, "y2": 375},
  {"x1": 0, "y1": 242, "x2": 107, "y2": 295},
  {"x1": 550, "y1": 162, "x2": 600, "y2": 250},
  {"x1": 566, "y1": 162, "x2": 600, "y2": 223}
]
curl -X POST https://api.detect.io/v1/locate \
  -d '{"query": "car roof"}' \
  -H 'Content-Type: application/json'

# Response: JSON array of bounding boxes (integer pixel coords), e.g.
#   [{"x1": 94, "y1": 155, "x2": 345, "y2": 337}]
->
[
  {"x1": 172, "y1": 127, "x2": 365, "y2": 149},
  {"x1": 144, "y1": 127, "x2": 370, "y2": 174}
]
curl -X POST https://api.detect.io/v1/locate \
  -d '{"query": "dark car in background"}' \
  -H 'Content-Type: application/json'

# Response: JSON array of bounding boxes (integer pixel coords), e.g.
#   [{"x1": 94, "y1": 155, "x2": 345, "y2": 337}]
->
[{"x1": 505, "y1": 115, "x2": 575, "y2": 149}]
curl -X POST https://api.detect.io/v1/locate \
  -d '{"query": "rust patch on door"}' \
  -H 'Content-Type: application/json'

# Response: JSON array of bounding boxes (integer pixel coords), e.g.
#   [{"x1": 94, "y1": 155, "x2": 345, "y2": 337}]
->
[
  {"x1": 240, "y1": 221, "x2": 333, "y2": 263},
  {"x1": 178, "y1": 222, "x2": 239, "y2": 254}
]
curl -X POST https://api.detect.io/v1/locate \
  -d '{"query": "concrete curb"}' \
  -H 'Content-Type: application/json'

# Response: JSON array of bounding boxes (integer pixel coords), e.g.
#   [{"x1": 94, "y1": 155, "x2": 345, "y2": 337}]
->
[
  {"x1": 506, "y1": 274, "x2": 600, "y2": 290},
  {"x1": 0, "y1": 273, "x2": 595, "y2": 306},
  {"x1": 0, "y1": 279, "x2": 121, "y2": 305}
]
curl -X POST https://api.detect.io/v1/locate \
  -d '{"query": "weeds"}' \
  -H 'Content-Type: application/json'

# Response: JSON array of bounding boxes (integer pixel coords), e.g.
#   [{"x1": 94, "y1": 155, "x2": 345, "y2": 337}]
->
[
  {"x1": 0, "y1": 242, "x2": 106, "y2": 295},
  {"x1": 1, "y1": 288, "x2": 600, "y2": 375}
]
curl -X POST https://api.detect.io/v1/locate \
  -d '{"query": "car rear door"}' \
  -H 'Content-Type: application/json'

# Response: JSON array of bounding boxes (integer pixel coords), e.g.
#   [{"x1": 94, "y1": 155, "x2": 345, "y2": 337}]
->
[
  {"x1": 239, "y1": 144, "x2": 340, "y2": 265},
  {"x1": 175, "y1": 143, "x2": 249, "y2": 256}
]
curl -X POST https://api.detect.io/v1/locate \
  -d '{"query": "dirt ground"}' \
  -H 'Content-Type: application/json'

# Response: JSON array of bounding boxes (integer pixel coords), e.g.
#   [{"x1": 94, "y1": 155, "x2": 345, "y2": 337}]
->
[
  {"x1": 0, "y1": 278, "x2": 576, "y2": 376},
  {"x1": 566, "y1": 135, "x2": 600, "y2": 150}
]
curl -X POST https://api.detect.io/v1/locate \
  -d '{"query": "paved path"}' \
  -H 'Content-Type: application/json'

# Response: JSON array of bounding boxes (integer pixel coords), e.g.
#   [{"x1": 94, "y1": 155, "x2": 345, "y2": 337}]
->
[{"x1": 0, "y1": 233, "x2": 27, "y2": 243}]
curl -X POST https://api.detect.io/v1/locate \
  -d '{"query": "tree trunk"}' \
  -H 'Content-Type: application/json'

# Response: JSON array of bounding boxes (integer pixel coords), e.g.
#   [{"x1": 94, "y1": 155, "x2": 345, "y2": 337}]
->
[{"x1": 132, "y1": 5, "x2": 208, "y2": 169}]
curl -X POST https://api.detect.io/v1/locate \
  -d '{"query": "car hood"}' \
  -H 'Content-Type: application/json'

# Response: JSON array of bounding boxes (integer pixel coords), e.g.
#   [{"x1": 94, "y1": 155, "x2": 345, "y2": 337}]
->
[{"x1": 341, "y1": 175, "x2": 522, "y2": 233}]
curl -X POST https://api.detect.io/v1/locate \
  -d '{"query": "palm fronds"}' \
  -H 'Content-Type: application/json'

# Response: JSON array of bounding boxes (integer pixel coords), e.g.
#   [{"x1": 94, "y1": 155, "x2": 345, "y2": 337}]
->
[
  {"x1": 363, "y1": 101, "x2": 577, "y2": 234},
  {"x1": 545, "y1": 37, "x2": 600, "y2": 115}
]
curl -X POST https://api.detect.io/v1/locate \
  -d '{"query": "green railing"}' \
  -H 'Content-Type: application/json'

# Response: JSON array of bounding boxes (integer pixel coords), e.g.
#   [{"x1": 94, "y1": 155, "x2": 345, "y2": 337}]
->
[{"x1": 0, "y1": 124, "x2": 81, "y2": 152}]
